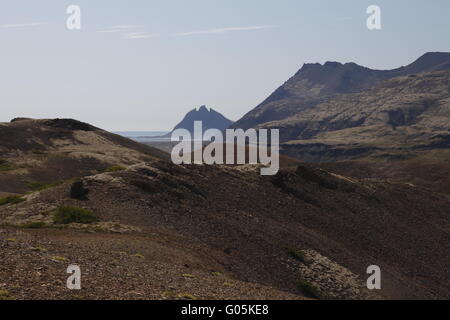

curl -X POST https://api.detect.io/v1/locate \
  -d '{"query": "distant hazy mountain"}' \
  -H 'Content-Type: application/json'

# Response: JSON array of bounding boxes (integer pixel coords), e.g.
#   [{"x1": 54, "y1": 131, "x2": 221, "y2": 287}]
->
[
  {"x1": 232, "y1": 52, "x2": 450, "y2": 131},
  {"x1": 170, "y1": 105, "x2": 234, "y2": 134}
]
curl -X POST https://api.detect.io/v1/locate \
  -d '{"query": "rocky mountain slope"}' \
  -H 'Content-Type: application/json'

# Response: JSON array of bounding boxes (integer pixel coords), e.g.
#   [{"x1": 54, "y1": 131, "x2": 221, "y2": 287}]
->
[
  {"x1": 1, "y1": 119, "x2": 449, "y2": 300},
  {"x1": 276, "y1": 70, "x2": 450, "y2": 161},
  {"x1": 233, "y1": 52, "x2": 450, "y2": 131},
  {"x1": 231, "y1": 52, "x2": 450, "y2": 162}
]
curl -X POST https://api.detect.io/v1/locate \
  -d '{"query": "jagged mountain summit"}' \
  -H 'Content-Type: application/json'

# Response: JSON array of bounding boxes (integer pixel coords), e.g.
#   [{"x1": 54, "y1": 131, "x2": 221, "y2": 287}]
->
[
  {"x1": 170, "y1": 105, "x2": 234, "y2": 134},
  {"x1": 232, "y1": 52, "x2": 450, "y2": 131},
  {"x1": 230, "y1": 52, "x2": 450, "y2": 162}
]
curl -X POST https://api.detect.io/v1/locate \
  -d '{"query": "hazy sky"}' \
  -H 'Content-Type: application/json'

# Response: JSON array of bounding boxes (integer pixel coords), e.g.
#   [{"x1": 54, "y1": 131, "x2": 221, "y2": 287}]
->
[{"x1": 1, "y1": 0, "x2": 449, "y2": 130}]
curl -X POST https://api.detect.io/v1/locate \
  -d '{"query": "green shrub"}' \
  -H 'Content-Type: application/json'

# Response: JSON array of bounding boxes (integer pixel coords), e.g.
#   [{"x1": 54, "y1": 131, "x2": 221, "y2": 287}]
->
[
  {"x1": 296, "y1": 280, "x2": 322, "y2": 299},
  {"x1": 105, "y1": 165, "x2": 126, "y2": 173},
  {"x1": 21, "y1": 222, "x2": 46, "y2": 229},
  {"x1": 286, "y1": 247, "x2": 309, "y2": 264},
  {"x1": 0, "y1": 159, "x2": 13, "y2": 172},
  {"x1": 53, "y1": 206, "x2": 98, "y2": 224},
  {"x1": 0, "y1": 196, "x2": 25, "y2": 206}
]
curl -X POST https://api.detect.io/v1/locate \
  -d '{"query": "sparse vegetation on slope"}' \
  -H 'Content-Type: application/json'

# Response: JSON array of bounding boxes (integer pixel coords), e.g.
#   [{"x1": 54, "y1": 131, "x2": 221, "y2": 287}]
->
[
  {"x1": 286, "y1": 247, "x2": 309, "y2": 265},
  {"x1": 296, "y1": 280, "x2": 323, "y2": 299},
  {"x1": 0, "y1": 195, "x2": 25, "y2": 206},
  {"x1": 0, "y1": 159, "x2": 14, "y2": 172},
  {"x1": 27, "y1": 181, "x2": 64, "y2": 192},
  {"x1": 105, "y1": 165, "x2": 126, "y2": 173},
  {"x1": 53, "y1": 206, "x2": 98, "y2": 225}
]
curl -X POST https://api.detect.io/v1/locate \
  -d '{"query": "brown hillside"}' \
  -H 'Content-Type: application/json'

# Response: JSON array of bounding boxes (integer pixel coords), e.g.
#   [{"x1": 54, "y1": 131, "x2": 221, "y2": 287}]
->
[
  {"x1": 0, "y1": 118, "x2": 168, "y2": 196},
  {"x1": 1, "y1": 159, "x2": 449, "y2": 299}
]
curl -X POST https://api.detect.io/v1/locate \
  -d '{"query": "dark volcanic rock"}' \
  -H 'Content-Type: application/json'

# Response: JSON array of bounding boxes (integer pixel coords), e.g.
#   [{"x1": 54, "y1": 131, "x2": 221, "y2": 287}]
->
[{"x1": 70, "y1": 180, "x2": 89, "y2": 200}]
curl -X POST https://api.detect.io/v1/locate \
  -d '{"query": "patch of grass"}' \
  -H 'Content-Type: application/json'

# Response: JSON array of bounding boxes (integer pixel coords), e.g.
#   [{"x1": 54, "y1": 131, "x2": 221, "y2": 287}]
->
[
  {"x1": 27, "y1": 181, "x2": 64, "y2": 192},
  {"x1": 0, "y1": 196, "x2": 25, "y2": 206},
  {"x1": 105, "y1": 165, "x2": 126, "y2": 173},
  {"x1": 212, "y1": 271, "x2": 222, "y2": 276},
  {"x1": 286, "y1": 247, "x2": 309, "y2": 264},
  {"x1": 52, "y1": 256, "x2": 67, "y2": 262},
  {"x1": 296, "y1": 280, "x2": 323, "y2": 299},
  {"x1": 20, "y1": 222, "x2": 46, "y2": 229},
  {"x1": 133, "y1": 253, "x2": 145, "y2": 259},
  {"x1": 0, "y1": 164, "x2": 12, "y2": 172},
  {"x1": 6, "y1": 238, "x2": 17, "y2": 242},
  {"x1": 223, "y1": 282, "x2": 232, "y2": 287},
  {"x1": 93, "y1": 226, "x2": 104, "y2": 232},
  {"x1": 0, "y1": 290, "x2": 11, "y2": 300},
  {"x1": 0, "y1": 159, "x2": 13, "y2": 172},
  {"x1": 53, "y1": 206, "x2": 98, "y2": 225},
  {"x1": 182, "y1": 274, "x2": 195, "y2": 279},
  {"x1": 161, "y1": 291, "x2": 176, "y2": 299},
  {"x1": 177, "y1": 293, "x2": 197, "y2": 300}
]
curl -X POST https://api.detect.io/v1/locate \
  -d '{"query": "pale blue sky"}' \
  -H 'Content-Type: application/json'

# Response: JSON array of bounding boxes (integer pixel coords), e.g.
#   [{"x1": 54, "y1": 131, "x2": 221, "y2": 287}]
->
[{"x1": 1, "y1": 0, "x2": 449, "y2": 130}]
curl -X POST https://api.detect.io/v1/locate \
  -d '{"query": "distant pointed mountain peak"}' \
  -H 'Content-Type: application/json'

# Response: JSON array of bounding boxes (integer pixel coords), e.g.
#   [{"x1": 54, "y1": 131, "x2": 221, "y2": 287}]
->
[
  {"x1": 170, "y1": 105, "x2": 234, "y2": 134},
  {"x1": 323, "y1": 61, "x2": 343, "y2": 68},
  {"x1": 200, "y1": 105, "x2": 210, "y2": 111}
]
